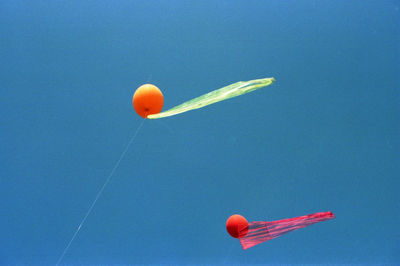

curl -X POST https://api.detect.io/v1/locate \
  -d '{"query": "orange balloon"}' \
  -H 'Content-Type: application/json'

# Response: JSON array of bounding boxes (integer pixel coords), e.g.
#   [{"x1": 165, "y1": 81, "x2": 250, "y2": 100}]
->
[
  {"x1": 132, "y1": 84, "x2": 164, "y2": 118},
  {"x1": 226, "y1": 214, "x2": 249, "y2": 238}
]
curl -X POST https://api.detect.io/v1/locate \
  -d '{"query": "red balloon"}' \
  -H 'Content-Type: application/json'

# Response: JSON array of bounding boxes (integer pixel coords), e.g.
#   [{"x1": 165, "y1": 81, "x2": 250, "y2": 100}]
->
[
  {"x1": 226, "y1": 214, "x2": 249, "y2": 238},
  {"x1": 132, "y1": 84, "x2": 164, "y2": 118}
]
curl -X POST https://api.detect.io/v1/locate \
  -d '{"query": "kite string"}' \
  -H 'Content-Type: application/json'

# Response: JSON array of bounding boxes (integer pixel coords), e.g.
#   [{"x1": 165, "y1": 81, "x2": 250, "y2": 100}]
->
[{"x1": 56, "y1": 119, "x2": 146, "y2": 266}]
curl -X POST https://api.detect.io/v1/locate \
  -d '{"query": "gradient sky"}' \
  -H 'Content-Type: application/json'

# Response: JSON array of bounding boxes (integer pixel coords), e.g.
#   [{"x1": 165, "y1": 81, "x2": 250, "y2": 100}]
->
[{"x1": 1, "y1": 1, "x2": 399, "y2": 265}]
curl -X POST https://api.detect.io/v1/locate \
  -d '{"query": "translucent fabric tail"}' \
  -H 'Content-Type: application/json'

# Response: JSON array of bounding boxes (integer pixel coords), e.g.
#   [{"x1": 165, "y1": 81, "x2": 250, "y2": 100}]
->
[{"x1": 239, "y1": 211, "x2": 335, "y2": 250}]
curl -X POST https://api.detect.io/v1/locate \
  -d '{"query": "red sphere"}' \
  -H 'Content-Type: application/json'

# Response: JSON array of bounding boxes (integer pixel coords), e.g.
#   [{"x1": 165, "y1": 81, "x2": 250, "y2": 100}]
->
[
  {"x1": 226, "y1": 214, "x2": 249, "y2": 238},
  {"x1": 132, "y1": 84, "x2": 164, "y2": 118}
]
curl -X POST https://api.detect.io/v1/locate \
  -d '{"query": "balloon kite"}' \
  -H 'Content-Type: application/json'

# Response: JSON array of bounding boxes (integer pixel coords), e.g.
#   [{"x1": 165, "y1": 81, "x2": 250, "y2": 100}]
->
[
  {"x1": 226, "y1": 211, "x2": 335, "y2": 250},
  {"x1": 132, "y1": 84, "x2": 164, "y2": 118},
  {"x1": 132, "y1": 77, "x2": 275, "y2": 119}
]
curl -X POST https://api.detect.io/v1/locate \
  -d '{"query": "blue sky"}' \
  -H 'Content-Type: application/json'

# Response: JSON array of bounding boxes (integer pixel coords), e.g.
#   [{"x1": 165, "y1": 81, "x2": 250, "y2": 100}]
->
[{"x1": 1, "y1": 1, "x2": 399, "y2": 264}]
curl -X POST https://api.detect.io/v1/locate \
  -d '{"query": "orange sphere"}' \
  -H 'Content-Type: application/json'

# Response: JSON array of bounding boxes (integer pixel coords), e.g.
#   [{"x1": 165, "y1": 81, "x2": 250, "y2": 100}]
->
[
  {"x1": 132, "y1": 84, "x2": 164, "y2": 118},
  {"x1": 226, "y1": 214, "x2": 249, "y2": 238}
]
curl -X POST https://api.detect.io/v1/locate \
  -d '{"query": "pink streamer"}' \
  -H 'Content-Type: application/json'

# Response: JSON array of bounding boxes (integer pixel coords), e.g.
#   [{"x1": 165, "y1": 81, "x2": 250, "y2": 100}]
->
[{"x1": 239, "y1": 211, "x2": 335, "y2": 250}]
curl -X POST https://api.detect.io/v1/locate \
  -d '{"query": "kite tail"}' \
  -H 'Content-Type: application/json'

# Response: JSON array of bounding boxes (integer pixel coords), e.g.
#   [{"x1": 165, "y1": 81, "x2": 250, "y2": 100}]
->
[{"x1": 239, "y1": 211, "x2": 335, "y2": 250}]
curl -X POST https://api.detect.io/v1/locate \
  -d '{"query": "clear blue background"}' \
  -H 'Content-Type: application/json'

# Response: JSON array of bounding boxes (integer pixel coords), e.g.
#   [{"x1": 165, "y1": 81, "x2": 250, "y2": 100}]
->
[{"x1": 1, "y1": 1, "x2": 399, "y2": 265}]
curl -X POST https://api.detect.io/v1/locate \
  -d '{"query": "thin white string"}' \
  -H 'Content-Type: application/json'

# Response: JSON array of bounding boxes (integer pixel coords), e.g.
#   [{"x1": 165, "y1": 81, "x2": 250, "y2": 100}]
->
[{"x1": 56, "y1": 119, "x2": 146, "y2": 266}]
